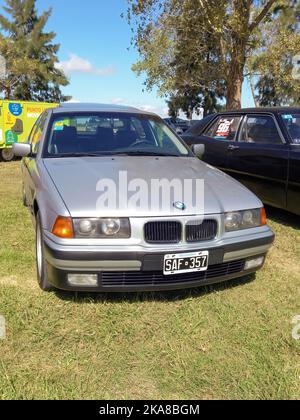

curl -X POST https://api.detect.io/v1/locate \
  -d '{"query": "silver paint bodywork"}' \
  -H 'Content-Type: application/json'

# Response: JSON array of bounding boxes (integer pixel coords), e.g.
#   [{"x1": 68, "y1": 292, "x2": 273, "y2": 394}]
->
[{"x1": 19, "y1": 104, "x2": 274, "y2": 291}]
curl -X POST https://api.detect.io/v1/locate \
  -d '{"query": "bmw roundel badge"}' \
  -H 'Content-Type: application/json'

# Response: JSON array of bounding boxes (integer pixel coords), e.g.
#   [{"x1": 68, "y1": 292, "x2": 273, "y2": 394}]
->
[{"x1": 173, "y1": 201, "x2": 186, "y2": 211}]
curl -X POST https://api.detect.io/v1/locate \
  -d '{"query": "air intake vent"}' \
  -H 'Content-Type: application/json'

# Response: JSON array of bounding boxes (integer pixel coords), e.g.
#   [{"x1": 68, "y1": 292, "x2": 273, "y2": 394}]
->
[
  {"x1": 144, "y1": 221, "x2": 182, "y2": 244},
  {"x1": 101, "y1": 260, "x2": 245, "y2": 287},
  {"x1": 186, "y1": 220, "x2": 218, "y2": 242}
]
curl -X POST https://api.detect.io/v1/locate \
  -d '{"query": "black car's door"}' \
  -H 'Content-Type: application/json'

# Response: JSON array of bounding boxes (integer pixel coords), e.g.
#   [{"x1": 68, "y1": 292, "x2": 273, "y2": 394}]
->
[
  {"x1": 279, "y1": 111, "x2": 300, "y2": 215},
  {"x1": 288, "y1": 146, "x2": 300, "y2": 215},
  {"x1": 187, "y1": 115, "x2": 243, "y2": 170},
  {"x1": 225, "y1": 114, "x2": 289, "y2": 209}
]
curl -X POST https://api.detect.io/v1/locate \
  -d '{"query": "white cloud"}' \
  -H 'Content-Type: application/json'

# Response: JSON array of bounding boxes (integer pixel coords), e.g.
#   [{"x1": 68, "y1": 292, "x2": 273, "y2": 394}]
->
[
  {"x1": 110, "y1": 98, "x2": 126, "y2": 105},
  {"x1": 56, "y1": 54, "x2": 116, "y2": 77},
  {"x1": 65, "y1": 99, "x2": 81, "y2": 103},
  {"x1": 135, "y1": 104, "x2": 169, "y2": 117},
  {"x1": 109, "y1": 99, "x2": 169, "y2": 117}
]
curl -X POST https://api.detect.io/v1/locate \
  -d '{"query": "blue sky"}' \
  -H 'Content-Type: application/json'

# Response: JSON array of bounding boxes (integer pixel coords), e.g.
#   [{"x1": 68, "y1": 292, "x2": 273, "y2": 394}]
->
[{"x1": 1, "y1": 0, "x2": 255, "y2": 116}]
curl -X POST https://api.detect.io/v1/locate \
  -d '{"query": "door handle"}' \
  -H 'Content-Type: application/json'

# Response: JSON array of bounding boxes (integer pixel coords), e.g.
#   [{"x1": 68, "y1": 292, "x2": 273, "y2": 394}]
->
[{"x1": 227, "y1": 145, "x2": 240, "y2": 151}]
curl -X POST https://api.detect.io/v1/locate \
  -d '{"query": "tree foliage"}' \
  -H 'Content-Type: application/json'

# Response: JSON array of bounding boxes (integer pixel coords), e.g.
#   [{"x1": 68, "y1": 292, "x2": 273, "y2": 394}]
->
[
  {"x1": 127, "y1": 0, "x2": 300, "y2": 112},
  {"x1": 248, "y1": 1, "x2": 300, "y2": 106},
  {"x1": 0, "y1": 0, "x2": 70, "y2": 102}
]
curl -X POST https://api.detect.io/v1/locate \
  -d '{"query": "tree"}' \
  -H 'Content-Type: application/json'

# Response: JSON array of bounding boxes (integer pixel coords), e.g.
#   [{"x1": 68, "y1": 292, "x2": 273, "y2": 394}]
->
[
  {"x1": 247, "y1": 1, "x2": 300, "y2": 106},
  {"x1": 167, "y1": 89, "x2": 225, "y2": 119},
  {"x1": 127, "y1": 0, "x2": 297, "y2": 110},
  {"x1": 0, "y1": 0, "x2": 70, "y2": 102}
]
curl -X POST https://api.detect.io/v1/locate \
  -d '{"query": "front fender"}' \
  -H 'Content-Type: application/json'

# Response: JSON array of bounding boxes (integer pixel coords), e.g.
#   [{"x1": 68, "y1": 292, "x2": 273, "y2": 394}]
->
[{"x1": 33, "y1": 160, "x2": 71, "y2": 231}]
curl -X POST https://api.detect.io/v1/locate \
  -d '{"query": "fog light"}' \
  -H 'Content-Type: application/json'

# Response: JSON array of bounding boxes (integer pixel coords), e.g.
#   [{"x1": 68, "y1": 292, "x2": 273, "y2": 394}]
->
[
  {"x1": 244, "y1": 257, "x2": 265, "y2": 271},
  {"x1": 67, "y1": 274, "x2": 98, "y2": 286}
]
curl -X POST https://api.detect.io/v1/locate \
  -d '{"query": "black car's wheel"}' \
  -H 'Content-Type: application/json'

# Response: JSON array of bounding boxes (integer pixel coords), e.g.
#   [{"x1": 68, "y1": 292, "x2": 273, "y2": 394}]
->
[
  {"x1": 1, "y1": 148, "x2": 14, "y2": 162},
  {"x1": 36, "y1": 212, "x2": 54, "y2": 292}
]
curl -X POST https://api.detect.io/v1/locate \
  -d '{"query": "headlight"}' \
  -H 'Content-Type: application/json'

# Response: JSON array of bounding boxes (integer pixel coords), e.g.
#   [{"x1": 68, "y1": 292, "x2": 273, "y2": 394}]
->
[
  {"x1": 73, "y1": 218, "x2": 131, "y2": 238},
  {"x1": 100, "y1": 219, "x2": 121, "y2": 236},
  {"x1": 225, "y1": 208, "x2": 266, "y2": 232}
]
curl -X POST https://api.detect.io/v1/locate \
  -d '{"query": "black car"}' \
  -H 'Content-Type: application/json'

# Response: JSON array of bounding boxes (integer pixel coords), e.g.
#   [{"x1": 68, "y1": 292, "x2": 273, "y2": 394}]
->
[{"x1": 182, "y1": 108, "x2": 300, "y2": 216}]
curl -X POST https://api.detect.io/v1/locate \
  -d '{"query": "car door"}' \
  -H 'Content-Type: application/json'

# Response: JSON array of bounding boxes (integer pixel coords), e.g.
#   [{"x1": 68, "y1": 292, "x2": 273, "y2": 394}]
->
[
  {"x1": 226, "y1": 114, "x2": 289, "y2": 209},
  {"x1": 23, "y1": 112, "x2": 49, "y2": 213},
  {"x1": 191, "y1": 114, "x2": 243, "y2": 170},
  {"x1": 279, "y1": 111, "x2": 300, "y2": 215},
  {"x1": 288, "y1": 146, "x2": 300, "y2": 215}
]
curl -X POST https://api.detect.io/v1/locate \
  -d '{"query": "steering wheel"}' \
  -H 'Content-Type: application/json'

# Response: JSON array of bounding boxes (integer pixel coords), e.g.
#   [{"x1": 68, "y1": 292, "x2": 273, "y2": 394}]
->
[{"x1": 129, "y1": 140, "x2": 153, "y2": 148}]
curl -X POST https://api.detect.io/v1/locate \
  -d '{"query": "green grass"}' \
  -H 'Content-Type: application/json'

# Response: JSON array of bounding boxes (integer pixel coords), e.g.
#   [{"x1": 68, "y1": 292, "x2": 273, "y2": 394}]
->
[{"x1": 0, "y1": 161, "x2": 299, "y2": 400}]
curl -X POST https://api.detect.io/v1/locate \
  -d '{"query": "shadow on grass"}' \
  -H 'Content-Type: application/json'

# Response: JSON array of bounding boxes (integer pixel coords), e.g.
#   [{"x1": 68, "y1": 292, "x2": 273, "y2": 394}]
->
[
  {"x1": 54, "y1": 273, "x2": 256, "y2": 304},
  {"x1": 265, "y1": 205, "x2": 300, "y2": 230}
]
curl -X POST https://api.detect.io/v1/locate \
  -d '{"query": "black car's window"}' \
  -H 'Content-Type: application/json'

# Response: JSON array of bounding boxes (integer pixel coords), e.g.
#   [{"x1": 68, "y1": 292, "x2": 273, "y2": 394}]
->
[
  {"x1": 44, "y1": 113, "x2": 191, "y2": 157},
  {"x1": 280, "y1": 113, "x2": 300, "y2": 144},
  {"x1": 204, "y1": 116, "x2": 242, "y2": 141},
  {"x1": 239, "y1": 115, "x2": 283, "y2": 144},
  {"x1": 29, "y1": 112, "x2": 48, "y2": 154}
]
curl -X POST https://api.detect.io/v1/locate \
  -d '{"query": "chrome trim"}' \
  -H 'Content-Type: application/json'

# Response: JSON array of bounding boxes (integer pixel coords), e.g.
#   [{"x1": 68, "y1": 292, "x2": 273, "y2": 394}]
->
[
  {"x1": 46, "y1": 256, "x2": 142, "y2": 272},
  {"x1": 223, "y1": 244, "x2": 271, "y2": 262}
]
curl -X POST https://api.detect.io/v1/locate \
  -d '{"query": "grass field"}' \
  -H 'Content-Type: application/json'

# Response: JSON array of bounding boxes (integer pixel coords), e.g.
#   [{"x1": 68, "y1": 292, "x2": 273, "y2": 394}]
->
[{"x1": 0, "y1": 161, "x2": 299, "y2": 400}]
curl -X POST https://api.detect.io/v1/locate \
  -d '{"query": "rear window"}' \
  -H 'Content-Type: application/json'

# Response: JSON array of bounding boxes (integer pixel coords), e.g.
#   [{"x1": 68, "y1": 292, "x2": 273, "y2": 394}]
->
[{"x1": 204, "y1": 116, "x2": 242, "y2": 141}]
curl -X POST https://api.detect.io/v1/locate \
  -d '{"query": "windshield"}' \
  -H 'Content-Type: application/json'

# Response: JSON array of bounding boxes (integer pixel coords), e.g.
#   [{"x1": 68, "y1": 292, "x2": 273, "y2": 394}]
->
[
  {"x1": 44, "y1": 113, "x2": 191, "y2": 158},
  {"x1": 280, "y1": 113, "x2": 300, "y2": 144}
]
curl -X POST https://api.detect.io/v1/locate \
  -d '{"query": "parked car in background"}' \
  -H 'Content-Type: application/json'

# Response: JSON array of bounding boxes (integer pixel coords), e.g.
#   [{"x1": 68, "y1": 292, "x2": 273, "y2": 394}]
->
[
  {"x1": 186, "y1": 114, "x2": 216, "y2": 136},
  {"x1": 164, "y1": 118, "x2": 190, "y2": 135},
  {"x1": 182, "y1": 108, "x2": 300, "y2": 216},
  {"x1": 0, "y1": 100, "x2": 57, "y2": 162},
  {"x1": 13, "y1": 103, "x2": 274, "y2": 293}
]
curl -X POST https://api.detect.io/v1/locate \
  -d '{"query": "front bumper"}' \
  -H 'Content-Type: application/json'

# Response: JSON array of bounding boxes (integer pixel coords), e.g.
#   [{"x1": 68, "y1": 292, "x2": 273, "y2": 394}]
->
[{"x1": 44, "y1": 228, "x2": 275, "y2": 292}]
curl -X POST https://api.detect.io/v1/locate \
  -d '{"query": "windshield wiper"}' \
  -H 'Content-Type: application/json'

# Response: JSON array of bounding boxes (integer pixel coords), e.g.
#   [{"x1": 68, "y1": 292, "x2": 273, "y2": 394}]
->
[
  {"x1": 47, "y1": 151, "x2": 181, "y2": 158},
  {"x1": 111, "y1": 151, "x2": 180, "y2": 157},
  {"x1": 47, "y1": 152, "x2": 103, "y2": 158}
]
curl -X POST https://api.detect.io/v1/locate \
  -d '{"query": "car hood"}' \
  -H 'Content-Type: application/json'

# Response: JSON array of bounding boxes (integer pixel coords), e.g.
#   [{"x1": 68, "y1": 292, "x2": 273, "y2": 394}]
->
[{"x1": 43, "y1": 156, "x2": 262, "y2": 218}]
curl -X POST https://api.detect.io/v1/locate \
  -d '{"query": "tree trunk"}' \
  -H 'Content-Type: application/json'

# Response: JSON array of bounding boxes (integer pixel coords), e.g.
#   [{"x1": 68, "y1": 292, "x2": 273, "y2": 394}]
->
[
  {"x1": 225, "y1": 1, "x2": 251, "y2": 110},
  {"x1": 226, "y1": 53, "x2": 245, "y2": 110},
  {"x1": 226, "y1": 75, "x2": 243, "y2": 110}
]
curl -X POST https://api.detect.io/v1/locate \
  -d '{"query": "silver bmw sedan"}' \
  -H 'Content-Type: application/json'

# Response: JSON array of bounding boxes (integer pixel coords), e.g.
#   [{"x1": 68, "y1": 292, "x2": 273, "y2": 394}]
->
[{"x1": 13, "y1": 103, "x2": 274, "y2": 292}]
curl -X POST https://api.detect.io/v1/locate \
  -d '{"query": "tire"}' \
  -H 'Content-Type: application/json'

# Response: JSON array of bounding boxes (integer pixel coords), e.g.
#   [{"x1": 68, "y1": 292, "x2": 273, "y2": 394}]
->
[
  {"x1": 1, "y1": 148, "x2": 15, "y2": 162},
  {"x1": 36, "y1": 212, "x2": 54, "y2": 292}
]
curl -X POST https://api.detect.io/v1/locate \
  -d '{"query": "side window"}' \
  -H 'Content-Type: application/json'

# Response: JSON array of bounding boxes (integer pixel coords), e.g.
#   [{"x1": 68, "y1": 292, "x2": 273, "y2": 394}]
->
[
  {"x1": 204, "y1": 116, "x2": 242, "y2": 141},
  {"x1": 30, "y1": 112, "x2": 48, "y2": 154},
  {"x1": 239, "y1": 115, "x2": 283, "y2": 144}
]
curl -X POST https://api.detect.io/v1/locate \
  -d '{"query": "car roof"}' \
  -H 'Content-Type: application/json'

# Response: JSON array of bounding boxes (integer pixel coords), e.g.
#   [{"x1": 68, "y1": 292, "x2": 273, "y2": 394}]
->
[
  {"x1": 52, "y1": 103, "x2": 157, "y2": 116},
  {"x1": 218, "y1": 107, "x2": 300, "y2": 115}
]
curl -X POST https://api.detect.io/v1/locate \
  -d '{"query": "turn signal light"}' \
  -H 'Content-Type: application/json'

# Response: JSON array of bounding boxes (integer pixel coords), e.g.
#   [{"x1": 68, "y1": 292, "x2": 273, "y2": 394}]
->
[
  {"x1": 52, "y1": 217, "x2": 74, "y2": 239},
  {"x1": 261, "y1": 208, "x2": 267, "y2": 226}
]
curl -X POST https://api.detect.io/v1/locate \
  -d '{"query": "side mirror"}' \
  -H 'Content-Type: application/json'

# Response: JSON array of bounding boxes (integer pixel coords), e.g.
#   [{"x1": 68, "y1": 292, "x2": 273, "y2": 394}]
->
[
  {"x1": 192, "y1": 144, "x2": 205, "y2": 159},
  {"x1": 13, "y1": 143, "x2": 32, "y2": 158}
]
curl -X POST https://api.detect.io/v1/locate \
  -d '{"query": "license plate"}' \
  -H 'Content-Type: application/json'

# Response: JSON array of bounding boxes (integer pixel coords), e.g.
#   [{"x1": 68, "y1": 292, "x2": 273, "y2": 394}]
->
[{"x1": 164, "y1": 251, "x2": 209, "y2": 276}]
